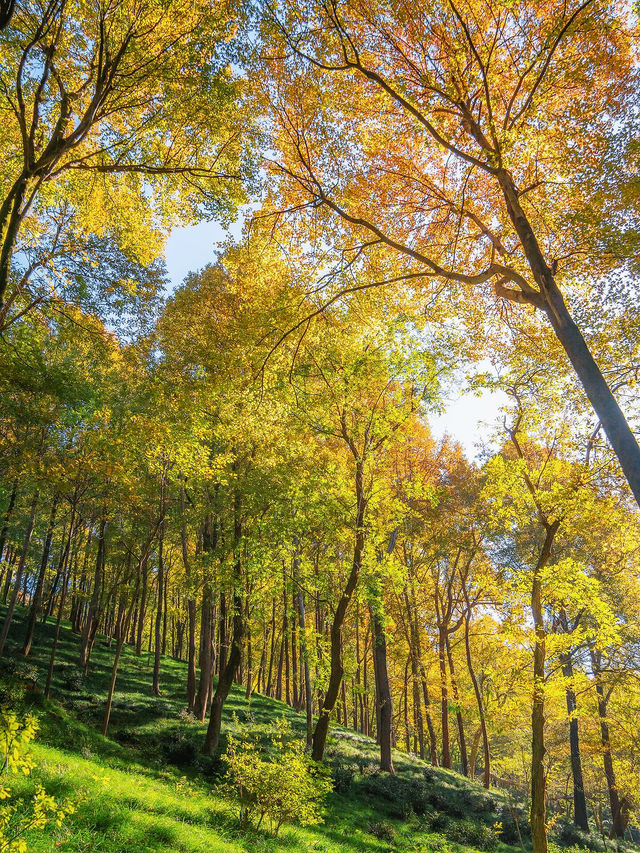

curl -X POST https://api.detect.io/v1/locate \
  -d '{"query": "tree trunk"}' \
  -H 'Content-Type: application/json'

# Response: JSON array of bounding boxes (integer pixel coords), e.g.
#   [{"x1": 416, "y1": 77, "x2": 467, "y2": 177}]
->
[
  {"x1": 293, "y1": 544, "x2": 313, "y2": 746},
  {"x1": 591, "y1": 650, "x2": 624, "y2": 838},
  {"x1": 180, "y1": 483, "x2": 198, "y2": 710},
  {"x1": 0, "y1": 489, "x2": 39, "y2": 657},
  {"x1": 195, "y1": 583, "x2": 215, "y2": 721},
  {"x1": 463, "y1": 610, "x2": 490, "y2": 788},
  {"x1": 370, "y1": 599, "x2": 394, "y2": 773},
  {"x1": 530, "y1": 522, "x2": 558, "y2": 853},
  {"x1": 203, "y1": 488, "x2": 245, "y2": 757},
  {"x1": 497, "y1": 167, "x2": 640, "y2": 508},
  {"x1": 44, "y1": 520, "x2": 76, "y2": 699},
  {"x1": 22, "y1": 497, "x2": 58, "y2": 655},
  {"x1": 312, "y1": 458, "x2": 366, "y2": 762},
  {"x1": 80, "y1": 518, "x2": 106, "y2": 673},
  {"x1": 446, "y1": 634, "x2": 468, "y2": 776},
  {"x1": 560, "y1": 650, "x2": 588, "y2": 830},
  {"x1": 438, "y1": 625, "x2": 452, "y2": 769},
  {"x1": 0, "y1": 480, "x2": 17, "y2": 563},
  {"x1": 0, "y1": 174, "x2": 28, "y2": 309},
  {"x1": 152, "y1": 521, "x2": 164, "y2": 696}
]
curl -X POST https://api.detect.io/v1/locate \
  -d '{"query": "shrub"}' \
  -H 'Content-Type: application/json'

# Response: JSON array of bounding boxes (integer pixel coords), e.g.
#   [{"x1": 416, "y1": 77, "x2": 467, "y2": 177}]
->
[
  {"x1": 498, "y1": 804, "x2": 530, "y2": 845},
  {"x1": 557, "y1": 823, "x2": 602, "y2": 851},
  {"x1": 0, "y1": 709, "x2": 75, "y2": 852},
  {"x1": 59, "y1": 665, "x2": 84, "y2": 692},
  {"x1": 224, "y1": 718, "x2": 332, "y2": 836},
  {"x1": 447, "y1": 818, "x2": 499, "y2": 850},
  {"x1": 368, "y1": 820, "x2": 396, "y2": 842},
  {"x1": 332, "y1": 763, "x2": 356, "y2": 794}
]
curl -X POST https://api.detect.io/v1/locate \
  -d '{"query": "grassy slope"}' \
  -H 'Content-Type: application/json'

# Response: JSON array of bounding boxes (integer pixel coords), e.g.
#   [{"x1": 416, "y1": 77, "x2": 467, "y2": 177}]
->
[{"x1": 2, "y1": 610, "x2": 532, "y2": 852}]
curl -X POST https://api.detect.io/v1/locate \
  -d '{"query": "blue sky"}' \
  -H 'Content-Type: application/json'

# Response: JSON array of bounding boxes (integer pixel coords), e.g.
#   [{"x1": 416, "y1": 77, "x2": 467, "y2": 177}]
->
[{"x1": 165, "y1": 222, "x2": 504, "y2": 459}]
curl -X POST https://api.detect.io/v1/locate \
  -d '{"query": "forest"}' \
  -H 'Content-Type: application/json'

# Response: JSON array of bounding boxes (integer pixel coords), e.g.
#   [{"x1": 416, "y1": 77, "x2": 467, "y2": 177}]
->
[{"x1": 0, "y1": 0, "x2": 639, "y2": 851}]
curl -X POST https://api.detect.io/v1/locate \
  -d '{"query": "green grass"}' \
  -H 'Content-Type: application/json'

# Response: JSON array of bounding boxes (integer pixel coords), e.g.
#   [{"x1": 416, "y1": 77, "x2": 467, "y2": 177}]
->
[{"x1": 0, "y1": 609, "x2": 591, "y2": 852}]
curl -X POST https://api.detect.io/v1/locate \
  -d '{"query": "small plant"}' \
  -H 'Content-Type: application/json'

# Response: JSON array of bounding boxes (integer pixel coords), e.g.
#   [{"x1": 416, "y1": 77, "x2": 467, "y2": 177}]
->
[
  {"x1": 224, "y1": 718, "x2": 332, "y2": 836},
  {"x1": 0, "y1": 709, "x2": 75, "y2": 852}
]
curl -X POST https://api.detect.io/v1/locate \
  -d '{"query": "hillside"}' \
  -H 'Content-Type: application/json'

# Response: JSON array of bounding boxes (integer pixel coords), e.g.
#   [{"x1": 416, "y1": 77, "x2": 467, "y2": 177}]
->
[{"x1": 0, "y1": 609, "x2": 540, "y2": 853}]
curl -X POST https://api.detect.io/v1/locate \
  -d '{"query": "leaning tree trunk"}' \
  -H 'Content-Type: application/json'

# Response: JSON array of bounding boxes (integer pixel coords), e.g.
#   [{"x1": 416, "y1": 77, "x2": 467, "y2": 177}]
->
[
  {"x1": 496, "y1": 168, "x2": 640, "y2": 507},
  {"x1": 312, "y1": 459, "x2": 367, "y2": 762}
]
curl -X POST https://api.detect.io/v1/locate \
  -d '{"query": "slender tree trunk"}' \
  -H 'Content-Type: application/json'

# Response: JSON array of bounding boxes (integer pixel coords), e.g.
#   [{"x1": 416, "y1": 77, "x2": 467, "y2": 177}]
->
[
  {"x1": 195, "y1": 583, "x2": 215, "y2": 721},
  {"x1": 438, "y1": 625, "x2": 452, "y2": 769},
  {"x1": 0, "y1": 489, "x2": 39, "y2": 657},
  {"x1": 312, "y1": 458, "x2": 367, "y2": 762},
  {"x1": 591, "y1": 650, "x2": 624, "y2": 838},
  {"x1": 370, "y1": 599, "x2": 394, "y2": 773},
  {"x1": 0, "y1": 174, "x2": 28, "y2": 309},
  {"x1": 446, "y1": 634, "x2": 468, "y2": 776},
  {"x1": 530, "y1": 522, "x2": 558, "y2": 853},
  {"x1": 103, "y1": 593, "x2": 136, "y2": 736},
  {"x1": 152, "y1": 519, "x2": 165, "y2": 696},
  {"x1": 22, "y1": 497, "x2": 58, "y2": 655},
  {"x1": 80, "y1": 518, "x2": 106, "y2": 673},
  {"x1": 0, "y1": 480, "x2": 17, "y2": 563},
  {"x1": 44, "y1": 520, "x2": 76, "y2": 699},
  {"x1": 203, "y1": 487, "x2": 245, "y2": 757},
  {"x1": 180, "y1": 483, "x2": 198, "y2": 710},
  {"x1": 135, "y1": 555, "x2": 148, "y2": 655},
  {"x1": 293, "y1": 543, "x2": 313, "y2": 746},
  {"x1": 463, "y1": 610, "x2": 490, "y2": 788},
  {"x1": 404, "y1": 586, "x2": 438, "y2": 765},
  {"x1": 559, "y1": 650, "x2": 588, "y2": 829}
]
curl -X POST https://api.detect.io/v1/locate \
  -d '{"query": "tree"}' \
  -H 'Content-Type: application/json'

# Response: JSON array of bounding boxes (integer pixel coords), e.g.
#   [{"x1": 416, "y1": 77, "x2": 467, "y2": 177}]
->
[
  {"x1": 260, "y1": 0, "x2": 640, "y2": 506},
  {"x1": 0, "y1": 0, "x2": 249, "y2": 328}
]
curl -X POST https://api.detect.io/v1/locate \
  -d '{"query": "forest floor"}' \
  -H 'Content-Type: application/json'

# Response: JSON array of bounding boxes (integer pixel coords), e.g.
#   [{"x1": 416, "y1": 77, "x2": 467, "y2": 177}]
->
[{"x1": 0, "y1": 608, "x2": 628, "y2": 853}]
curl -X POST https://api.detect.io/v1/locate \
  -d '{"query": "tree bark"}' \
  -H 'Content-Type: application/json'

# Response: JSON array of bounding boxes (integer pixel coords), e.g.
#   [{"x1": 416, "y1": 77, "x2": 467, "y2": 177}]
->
[
  {"x1": 312, "y1": 458, "x2": 367, "y2": 762},
  {"x1": 591, "y1": 650, "x2": 624, "y2": 838},
  {"x1": 22, "y1": 497, "x2": 58, "y2": 655},
  {"x1": 0, "y1": 480, "x2": 17, "y2": 564},
  {"x1": 293, "y1": 543, "x2": 313, "y2": 746},
  {"x1": 370, "y1": 598, "x2": 394, "y2": 772},
  {"x1": 559, "y1": 649, "x2": 588, "y2": 830},
  {"x1": 203, "y1": 487, "x2": 245, "y2": 757},
  {"x1": 0, "y1": 489, "x2": 39, "y2": 657},
  {"x1": 463, "y1": 609, "x2": 490, "y2": 788},
  {"x1": 530, "y1": 522, "x2": 558, "y2": 853},
  {"x1": 496, "y1": 167, "x2": 640, "y2": 508},
  {"x1": 152, "y1": 519, "x2": 165, "y2": 696},
  {"x1": 446, "y1": 634, "x2": 468, "y2": 776},
  {"x1": 79, "y1": 517, "x2": 106, "y2": 673}
]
